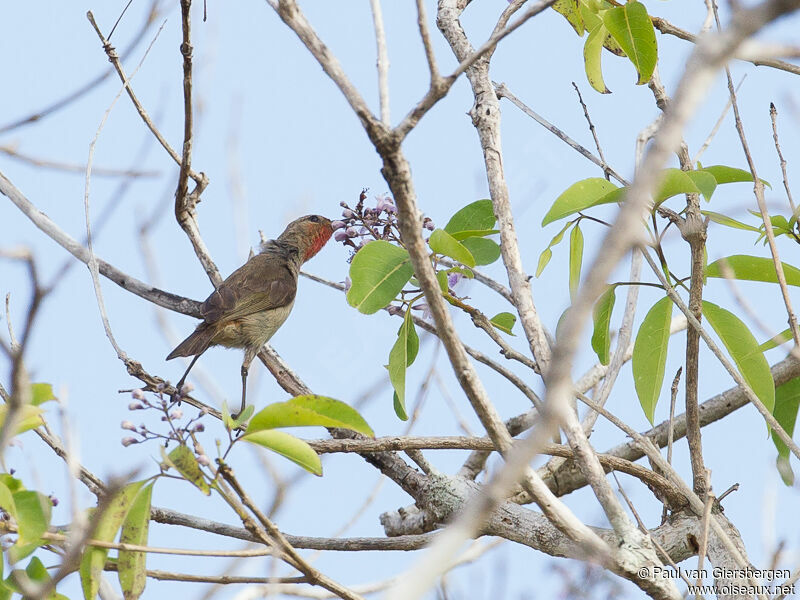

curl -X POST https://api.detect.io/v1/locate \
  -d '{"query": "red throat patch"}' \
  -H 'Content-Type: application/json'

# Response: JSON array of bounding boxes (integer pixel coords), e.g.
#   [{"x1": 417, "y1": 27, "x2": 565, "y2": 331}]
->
[{"x1": 304, "y1": 225, "x2": 333, "y2": 261}]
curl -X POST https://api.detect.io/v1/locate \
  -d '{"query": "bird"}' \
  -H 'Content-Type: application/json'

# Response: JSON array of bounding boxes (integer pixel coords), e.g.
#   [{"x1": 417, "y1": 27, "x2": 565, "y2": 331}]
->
[{"x1": 167, "y1": 215, "x2": 333, "y2": 415}]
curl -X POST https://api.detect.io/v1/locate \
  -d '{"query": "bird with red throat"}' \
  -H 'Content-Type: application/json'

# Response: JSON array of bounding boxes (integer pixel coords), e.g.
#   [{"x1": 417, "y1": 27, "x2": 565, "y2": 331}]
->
[{"x1": 167, "y1": 215, "x2": 333, "y2": 415}]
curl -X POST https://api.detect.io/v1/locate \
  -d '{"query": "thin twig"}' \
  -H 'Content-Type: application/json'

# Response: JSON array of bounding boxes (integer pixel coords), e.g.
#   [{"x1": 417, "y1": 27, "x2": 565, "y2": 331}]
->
[
  {"x1": 769, "y1": 102, "x2": 797, "y2": 216},
  {"x1": 369, "y1": 0, "x2": 390, "y2": 125}
]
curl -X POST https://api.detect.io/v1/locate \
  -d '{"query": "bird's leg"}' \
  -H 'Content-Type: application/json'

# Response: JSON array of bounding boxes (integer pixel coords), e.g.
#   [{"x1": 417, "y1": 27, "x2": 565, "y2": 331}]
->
[
  {"x1": 236, "y1": 348, "x2": 257, "y2": 419},
  {"x1": 172, "y1": 354, "x2": 202, "y2": 405},
  {"x1": 238, "y1": 363, "x2": 249, "y2": 418}
]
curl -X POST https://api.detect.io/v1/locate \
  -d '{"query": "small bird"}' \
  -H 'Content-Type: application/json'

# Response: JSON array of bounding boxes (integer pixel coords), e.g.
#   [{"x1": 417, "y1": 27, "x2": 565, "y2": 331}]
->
[{"x1": 167, "y1": 215, "x2": 333, "y2": 415}]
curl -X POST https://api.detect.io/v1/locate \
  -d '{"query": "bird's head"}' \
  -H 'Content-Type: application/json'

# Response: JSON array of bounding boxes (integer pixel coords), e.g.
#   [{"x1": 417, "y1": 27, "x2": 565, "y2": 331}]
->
[{"x1": 278, "y1": 215, "x2": 333, "y2": 262}]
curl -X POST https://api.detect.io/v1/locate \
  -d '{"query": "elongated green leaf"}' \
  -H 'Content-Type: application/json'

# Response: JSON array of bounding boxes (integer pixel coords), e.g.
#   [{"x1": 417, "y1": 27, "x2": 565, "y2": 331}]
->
[
  {"x1": 591, "y1": 285, "x2": 617, "y2": 365},
  {"x1": 543, "y1": 179, "x2": 618, "y2": 225},
  {"x1": 632, "y1": 296, "x2": 672, "y2": 424},
  {"x1": 702, "y1": 301, "x2": 775, "y2": 413},
  {"x1": 386, "y1": 312, "x2": 419, "y2": 420},
  {"x1": 760, "y1": 328, "x2": 792, "y2": 352},
  {"x1": 246, "y1": 396, "x2": 374, "y2": 437},
  {"x1": 602, "y1": 0, "x2": 657, "y2": 84},
  {"x1": 461, "y1": 237, "x2": 501, "y2": 266},
  {"x1": 701, "y1": 165, "x2": 770, "y2": 188},
  {"x1": 653, "y1": 168, "x2": 701, "y2": 204},
  {"x1": 164, "y1": 445, "x2": 210, "y2": 495},
  {"x1": 584, "y1": 23, "x2": 610, "y2": 94},
  {"x1": 536, "y1": 220, "x2": 573, "y2": 276},
  {"x1": 569, "y1": 224, "x2": 584, "y2": 301},
  {"x1": 772, "y1": 377, "x2": 800, "y2": 485},
  {"x1": 706, "y1": 255, "x2": 800, "y2": 287},
  {"x1": 536, "y1": 248, "x2": 553, "y2": 277},
  {"x1": 243, "y1": 430, "x2": 322, "y2": 475},
  {"x1": 553, "y1": 0, "x2": 583, "y2": 34},
  {"x1": 701, "y1": 211, "x2": 760, "y2": 232},
  {"x1": 429, "y1": 229, "x2": 476, "y2": 268},
  {"x1": 490, "y1": 312, "x2": 516, "y2": 335},
  {"x1": 444, "y1": 200, "x2": 496, "y2": 234},
  {"x1": 80, "y1": 481, "x2": 145, "y2": 600},
  {"x1": 118, "y1": 483, "x2": 153, "y2": 600},
  {"x1": 347, "y1": 241, "x2": 413, "y2": 314},
  {"x1": 686, "y1": 170, "x2": 717, "y2": 202}
]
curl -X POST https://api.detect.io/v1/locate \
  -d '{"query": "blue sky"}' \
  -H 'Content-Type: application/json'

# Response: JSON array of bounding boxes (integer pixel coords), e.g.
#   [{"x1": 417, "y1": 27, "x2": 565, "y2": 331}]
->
[{"x1": 2, "y1": 1, "x2": 800, "y2": 598}]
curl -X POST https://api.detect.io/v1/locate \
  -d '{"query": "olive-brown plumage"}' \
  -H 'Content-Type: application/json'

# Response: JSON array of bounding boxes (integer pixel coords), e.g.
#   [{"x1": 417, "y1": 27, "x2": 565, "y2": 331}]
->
[{"x1": 167, "y1": 215, "x2": 333, "y2": 414}]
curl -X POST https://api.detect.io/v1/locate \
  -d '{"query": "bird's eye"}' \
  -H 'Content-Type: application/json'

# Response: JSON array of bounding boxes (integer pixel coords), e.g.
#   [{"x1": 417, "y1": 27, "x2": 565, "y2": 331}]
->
[{"x1": 309, "y1": 216, "x2": 319, "y2": 223}]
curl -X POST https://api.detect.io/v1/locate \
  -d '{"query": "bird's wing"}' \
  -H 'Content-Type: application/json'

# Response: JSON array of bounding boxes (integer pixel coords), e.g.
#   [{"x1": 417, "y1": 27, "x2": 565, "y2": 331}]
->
[{"x1": 200, "y1": 254, "x2": 297, "y2": 324}]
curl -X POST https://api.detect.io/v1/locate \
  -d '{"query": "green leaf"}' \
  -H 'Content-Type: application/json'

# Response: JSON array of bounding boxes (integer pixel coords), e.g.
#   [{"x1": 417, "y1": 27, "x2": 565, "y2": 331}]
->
[
  {"x1": 686, "y1": 170, "x2": 717, "y2": 202},
  {"x1": 553, "y1": 0, "x2": 584, "y2": 34},
  {"x1": 536, "y1": 221, "x2": 574, "y2": 277},
  {"x1": 245, "y1": 395, "x2": 375, "y2": 437},
  {"x1": 392, "y1": 392, "x2": 407, "y2": 421},
  {"x1": 164, "y1": 445, "x2": 210, "y2": 495},
  {"x1": 602, "y1": 1, "x2": 658, "y2": 85},
  {"x1": 0, "y1": 480, "x2": 16, "y2": 522},
  {"x1": 461, "y1": 237, "x2": 501, "y2": 266},
  {"x1": 444, "y1": 200, "x2": 496, "y2": 234},
  {"x1": 386, "y1": 311, "x2": 419, "y2": 420},
  {"x1": 241, "y1": 430, "x2": 322, "y2": 475},
  {"x1": 30, "y1": 383, "x2": 57, "y2": 406},
  {"x1": 771, "y1": 377, "x2": 800, "y2": 485},
  {"x1": 653, "y1": 168, "x2": 701, "y2": 204},
  {"x1": 706, "y1": 255, "x2": 800, "y2": 287},
  {"x1": 702, "y1": 301, "x2": 775, "y2": 414},
  {"x1": 632, "y1": 296, "x2": 672, "y2": 424},
  {"x1": 436, "y1": 270, "x2": 449, "y2": 293},
  {"x1": 13, "y1": 491, "x2": 51, "y2": 548},
  {"x1": 25, "y1": 557, "x2": 49, "y2": 583},
  {"x1": 347, "y1": 241, "x2": 414, "y2": 314},
  {"x1": 449, "y1": 229, "x2": 499, "y2": 241},
  {"x1": 569, "y1": 224, "x2": 584, "y2": 301},
  {"x1": 0, "y1": 405, "x2": 44, "y2": 437},
  {"x1": 118, "y1": 483, "x2": 153, "y2": 600},
  {"x1": 428, "y1": 229, "x2": 476, "y2": 268},
  {"x1": 584, "y1": 23, "x2": 611, "y2": 94},
  {"x1": 701, "y1": 165, "x2": 770, "y2": 188},
  {"x1": 542, "y1": 178, "x2": 618, "y2": 225},
  {"x1": 701, "y1": 210, "x2": 760, "y2": 232},
  {"x1": 591, "y1": 285, "x2": 617, "y2": 365},
  {"x1": 760, "y1": 328, "x2": 793, "y2": 352},
  {"x1": 80, "y1": 481, "x2": 145, "y2": 600},
  {"x1": 490, "y1": 312, "x2": 516, "y2": 335}
]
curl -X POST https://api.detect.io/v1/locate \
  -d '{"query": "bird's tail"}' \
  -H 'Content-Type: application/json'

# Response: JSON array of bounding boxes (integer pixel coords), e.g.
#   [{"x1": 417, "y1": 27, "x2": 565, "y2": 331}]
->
[{"x1": 166, "y1": 323, "x2": 216, "y2": 360}]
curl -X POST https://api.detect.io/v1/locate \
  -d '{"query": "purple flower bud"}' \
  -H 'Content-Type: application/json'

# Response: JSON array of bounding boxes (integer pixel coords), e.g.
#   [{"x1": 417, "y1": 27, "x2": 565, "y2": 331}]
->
[
  {"x1": 340, "y1": 201, "x2": 348, "y2": 208},
  {"x1": 331, "y1": 220, "x2": 346, "y2": 231},
  {"x1": 192, "y1": 423, "x2": 205, "y2": 433},
  {"x1": 359, "y1": 226, "x2": 369, "y2": 235},
  {"x1": 342, "y1": 209, "x2": 355, "y2": 219},
  {"x1": 170, "y1": 409, "x2": 184, "y2": 420},
  {"x1": 121, "y1": 437, "x2": 138, "y2": 447},
  {"x1": 156, "y1": 382, "x2": 166, "y2": 392},
  {"x1": 128, "y1": 402, "x2": 144, "y2": 410},
  {"x1": 387, "y1": 305, "x2": 404, "y2": 316},
  {"x1": 131, "y1": 389, "x2": 145, "y2": 400},
  {"x1": 376, "y1": 196, "x2": 396, "y2": 214},
  {"x1": 121, "y1": 420, "x2": 136, "y2": 431},
  {"x1": 196, "y1": 454, "x2": 211, "y2": 466},
  {"x1": 345, "y1": 226, "x2": 359, "y2": 238},
  {"x1": 423, "y1": 219, "x2": 435, "y2": 231},
  {"x1": 334, "y1": 229, "x2": 349, "y2": 242},
  {"x1": 49, "y1": 495, "x2": 59, "y2": 507},
  {"x1": 178, "y1": 383, "x2": 194, "y2": 395},
  {"x1": 344, "y1": 276, "x2": 352, "y2": 292},
  {"x1": 448, "y1": 272, "x2": 463, "y2": 288}
]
